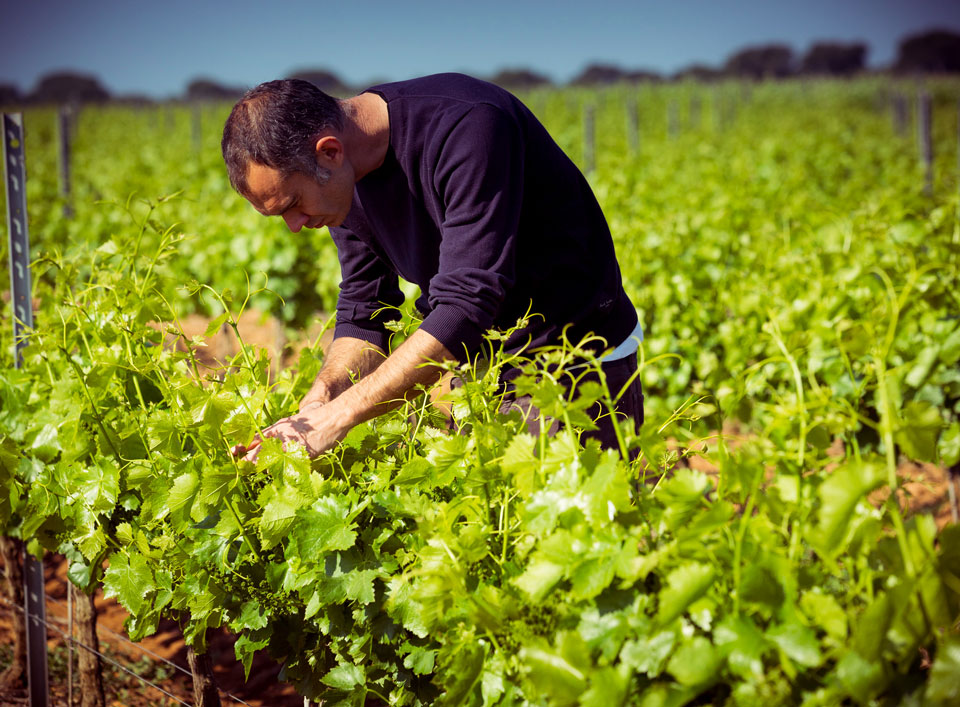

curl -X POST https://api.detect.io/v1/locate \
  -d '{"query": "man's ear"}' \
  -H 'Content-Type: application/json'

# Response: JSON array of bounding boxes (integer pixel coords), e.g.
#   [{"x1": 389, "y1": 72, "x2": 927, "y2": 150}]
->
[{"x1": 315, "y1": 135, "x2": 344, "y2": 168}]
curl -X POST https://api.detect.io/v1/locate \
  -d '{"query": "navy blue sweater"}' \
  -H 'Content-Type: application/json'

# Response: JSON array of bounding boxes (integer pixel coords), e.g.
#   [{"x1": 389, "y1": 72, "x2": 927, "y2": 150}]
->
[{"x1": 330, "y1": 73, "x2": 637, "y2": 361}]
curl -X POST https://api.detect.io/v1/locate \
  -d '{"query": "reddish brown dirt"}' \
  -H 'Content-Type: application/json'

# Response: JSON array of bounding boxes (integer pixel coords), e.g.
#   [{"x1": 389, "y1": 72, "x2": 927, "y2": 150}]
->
[
  {"x1": 672, "y1": 427, "x2": 959, "y2": 530},
  {"x1": 0, "y1": 554, "x2": 301, "y2": 706},
  {"x1": 869, "y1": 461, "x2": 959, "y2": 530},
  {"x1": 152, "y1": 308, "x2": 334, "y2": 377}
]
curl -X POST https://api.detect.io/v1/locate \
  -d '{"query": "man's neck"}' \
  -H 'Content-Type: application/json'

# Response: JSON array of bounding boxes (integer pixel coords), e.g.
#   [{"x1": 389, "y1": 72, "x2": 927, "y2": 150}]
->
[{"x1": 339, "y1": 93, "x2": 390, "y2": 180}]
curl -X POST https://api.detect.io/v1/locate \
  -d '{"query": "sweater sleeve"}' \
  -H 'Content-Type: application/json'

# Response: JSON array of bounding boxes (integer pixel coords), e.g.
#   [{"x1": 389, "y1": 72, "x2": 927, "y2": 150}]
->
[
  {"x1": 419, "y1": 104, "x2": 524, "y2": 360},
  {"x1": 329, "y1": 225, "x2": 405, "y2": 351}
]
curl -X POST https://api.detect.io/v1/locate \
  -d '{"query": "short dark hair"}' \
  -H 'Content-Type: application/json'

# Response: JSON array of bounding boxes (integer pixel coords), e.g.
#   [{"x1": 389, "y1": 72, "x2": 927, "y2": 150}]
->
[{"x1": 221, "y1": 79, "x2": 345, "y2": 194}]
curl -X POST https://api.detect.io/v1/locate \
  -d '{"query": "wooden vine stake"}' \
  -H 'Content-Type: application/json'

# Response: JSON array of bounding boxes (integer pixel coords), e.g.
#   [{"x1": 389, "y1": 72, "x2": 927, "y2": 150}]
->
[
  {"x1": 192, "y1": 102, "x2": 203, "y2": 153},
  {"x1": 188, "y1": 642, "x2": 222, "y2": 707},
  {"x1": 892, "y1": 93, "x2": 908, "y2": 136},
  {"x1": 726, "y1": 91, "x2": 737, "y2": 128},
  {"x1": 4, "y1": 111, "x2": 50, "y2": 707},
  {"x1": 626, "y1": 99, "x2": 639, "y2": 155},
  {"x1": 873, "y1": 86, "x2": 886, "y2": 114},
  {"x1": 73, "y1": 585, "x2": 106, "y2": 707},
  {"x1": 0, "y1": 538, "x2": 27, "y2": 692},
  {"x1": 689, "y1": 94, "x2": 701, "y2": 131},
  {"x1": 918, "y1": 91, "x2": 933, "y2": 196},
  {"x1": 58, "y1": 104, "x2": 73, "y2": 218},
  {"x1": 583, "y1": 102, "x2": 596, "y2": 174},
  {"x1": 712, "y1": 87, "x2": 722, "y2": 132},
  {"x1": 67, "y1": 583, "x2": 73, "y2": 707},
  {"x1": 667, "y1": 99, "x2": 679, "y2": 139}
]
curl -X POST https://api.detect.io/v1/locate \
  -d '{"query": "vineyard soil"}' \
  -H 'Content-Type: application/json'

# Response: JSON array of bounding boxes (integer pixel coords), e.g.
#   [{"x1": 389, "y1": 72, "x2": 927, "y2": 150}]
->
[{"x1": 0, "y1": 551, "x2": 301, "y2": 706}]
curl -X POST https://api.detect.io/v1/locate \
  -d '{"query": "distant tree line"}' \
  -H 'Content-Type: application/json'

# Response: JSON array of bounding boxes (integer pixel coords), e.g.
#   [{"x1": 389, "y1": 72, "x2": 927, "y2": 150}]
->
[
  {"x1": 1, "y1": 28, "x2": 958, "y2": 106},
  {"x1": 561, "y1": 29, "x2": 959, "y2": 86}
]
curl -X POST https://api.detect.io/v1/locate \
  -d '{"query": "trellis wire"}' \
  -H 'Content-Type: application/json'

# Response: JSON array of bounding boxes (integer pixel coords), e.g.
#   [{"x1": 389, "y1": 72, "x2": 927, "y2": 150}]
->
[
  {"x1": 0, "y1": 596, "x2": 192, "y2": 707},
  {"x1": 44, "y1": 593, "x2": 194, "y2": 682},
  {"x1": 44, "y1": 593, "x2": 255, "y2": 706},
  {"x1": 1, "y1": 592, "x2": 256, "y2": 707}
]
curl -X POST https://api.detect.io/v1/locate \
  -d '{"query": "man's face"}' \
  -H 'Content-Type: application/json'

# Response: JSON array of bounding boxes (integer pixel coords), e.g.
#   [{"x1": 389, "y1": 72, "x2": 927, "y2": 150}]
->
[{"x1": 244, "y1": 161, "x2": 353, "y2": 233}]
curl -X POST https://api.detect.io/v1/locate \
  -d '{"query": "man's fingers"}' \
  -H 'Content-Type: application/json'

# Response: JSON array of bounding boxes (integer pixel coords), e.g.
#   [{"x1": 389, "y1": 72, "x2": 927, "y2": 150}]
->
[
  {"x1": 232, "y1": 413, "x2": 318, "y2": 463},
  {"x1": 241, "y1": 434, "x2": 307, "y2": 463},
  {"x1": 234, "y1": 427, "x2": 305, "y2": 461},
  {"x1": 232, "y1": 435, "x2": 263, "y2": 458}
]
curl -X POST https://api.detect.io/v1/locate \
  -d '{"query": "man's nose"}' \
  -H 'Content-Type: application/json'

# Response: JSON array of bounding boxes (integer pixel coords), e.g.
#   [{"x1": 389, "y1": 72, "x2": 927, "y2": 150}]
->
[{"x1": 283, "y1": 211, "x2": 308, "y2": 232}]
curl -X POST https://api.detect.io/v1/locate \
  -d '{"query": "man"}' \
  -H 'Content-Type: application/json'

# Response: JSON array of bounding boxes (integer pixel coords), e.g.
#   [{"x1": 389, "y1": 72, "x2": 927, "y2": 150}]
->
[{"x1": 222, "y1": 73, "x2": 643, "y2": 461}]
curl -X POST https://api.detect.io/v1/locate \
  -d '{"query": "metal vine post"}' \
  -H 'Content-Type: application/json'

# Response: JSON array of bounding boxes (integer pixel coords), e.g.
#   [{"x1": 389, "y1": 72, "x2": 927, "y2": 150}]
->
[{"x1": 4, "y1": 111, "x2": 50, "y2": 707}]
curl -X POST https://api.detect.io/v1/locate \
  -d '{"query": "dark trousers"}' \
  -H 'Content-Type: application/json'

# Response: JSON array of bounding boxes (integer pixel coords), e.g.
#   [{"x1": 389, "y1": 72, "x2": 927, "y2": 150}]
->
[{"x1": 497, "y1": 354, "x2": 644, "y2": 453}]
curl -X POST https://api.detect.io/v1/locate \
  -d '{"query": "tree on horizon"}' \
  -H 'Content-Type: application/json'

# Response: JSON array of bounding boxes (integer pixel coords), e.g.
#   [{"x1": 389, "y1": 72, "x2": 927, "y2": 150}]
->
[
  {"x1": 29, "y1": 71, "x2": 110, "y2": 104},
  {"x1": 894, "y1": 29, "x2": 960, "y2": 73}
]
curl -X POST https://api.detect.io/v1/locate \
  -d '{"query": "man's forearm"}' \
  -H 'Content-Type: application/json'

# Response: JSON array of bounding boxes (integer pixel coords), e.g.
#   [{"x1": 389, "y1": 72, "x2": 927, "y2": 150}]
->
[
  {"x1": 240, "y1": 329, "x2": 455, "y2": 460},
  {"x1": 327, "y1": 329, "x2": 454, "y2": 428},
  {"x1": 301, "y1": 335, "x2": 387, "y2": 407}
]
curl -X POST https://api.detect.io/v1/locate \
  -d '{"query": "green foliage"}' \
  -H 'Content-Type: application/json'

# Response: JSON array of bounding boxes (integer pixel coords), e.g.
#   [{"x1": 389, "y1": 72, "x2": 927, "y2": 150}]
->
[{"x1": 2, "y1": 78, "x2": 960, "y2": 704}]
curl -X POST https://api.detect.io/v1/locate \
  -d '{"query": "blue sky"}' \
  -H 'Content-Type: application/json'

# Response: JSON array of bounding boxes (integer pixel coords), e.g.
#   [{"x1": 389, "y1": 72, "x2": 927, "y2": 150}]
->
[{"x1": 2, "y1": 0, "x2": 959, "y2": 98}]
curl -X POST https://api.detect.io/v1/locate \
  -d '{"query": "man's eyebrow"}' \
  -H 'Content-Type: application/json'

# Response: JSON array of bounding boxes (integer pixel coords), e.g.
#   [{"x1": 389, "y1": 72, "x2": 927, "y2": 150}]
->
[{"x1": 259, "y1": 197, "x2": 296, "y2": 217}]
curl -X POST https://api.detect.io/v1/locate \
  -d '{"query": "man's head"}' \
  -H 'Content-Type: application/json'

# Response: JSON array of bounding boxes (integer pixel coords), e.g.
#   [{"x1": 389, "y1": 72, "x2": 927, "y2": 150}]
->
[{"x1": 222, "y1": 79, "x2": 354, "y2": 231}]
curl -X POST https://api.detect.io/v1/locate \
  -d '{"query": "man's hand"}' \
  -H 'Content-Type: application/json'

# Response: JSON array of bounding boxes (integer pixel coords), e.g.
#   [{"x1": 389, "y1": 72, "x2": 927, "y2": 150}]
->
[
  {"x1": 232, "y1": 329, "x2": 454, "y2": 463},
  {"x1": 234, "y1": 401, "x2": 349, "y2": 463},
  {"x1": 231, "y1": 336, "x2": 384, "y2": 462}
]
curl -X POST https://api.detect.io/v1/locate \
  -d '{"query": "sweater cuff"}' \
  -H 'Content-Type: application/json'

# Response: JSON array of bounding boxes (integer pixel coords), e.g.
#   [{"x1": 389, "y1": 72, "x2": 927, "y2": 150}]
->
[
  {"x1": 334, "y1": 321, "x2": 391, "y2": 352},
  {"x1": 420, "y1": 304, "x2": 486, "y2": 362}
]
